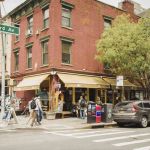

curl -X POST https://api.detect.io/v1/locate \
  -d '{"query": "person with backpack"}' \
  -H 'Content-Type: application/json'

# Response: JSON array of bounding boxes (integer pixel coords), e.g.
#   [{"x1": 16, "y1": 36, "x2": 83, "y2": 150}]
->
[
  {"x1": 28, "y1": 97, "x2": 37, "y2": 126},
  {"x1": 79, "y1": 95, "x2": 87, "y2": 119},
  {"x1": 34, "y1": 95, "x2": 43, "y2": 125}
]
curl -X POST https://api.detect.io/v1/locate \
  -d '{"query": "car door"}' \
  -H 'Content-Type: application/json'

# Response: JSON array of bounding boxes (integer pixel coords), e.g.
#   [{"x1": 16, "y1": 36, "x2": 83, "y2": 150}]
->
[{"x1": 143, "y1": 102, "x2": 150, "y2": 121}]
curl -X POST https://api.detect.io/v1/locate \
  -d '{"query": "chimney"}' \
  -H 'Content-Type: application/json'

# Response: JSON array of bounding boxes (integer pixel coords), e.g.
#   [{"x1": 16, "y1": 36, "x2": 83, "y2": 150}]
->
[{"x1": 121, "y1": 0, "x2": 134, "y2": 14}]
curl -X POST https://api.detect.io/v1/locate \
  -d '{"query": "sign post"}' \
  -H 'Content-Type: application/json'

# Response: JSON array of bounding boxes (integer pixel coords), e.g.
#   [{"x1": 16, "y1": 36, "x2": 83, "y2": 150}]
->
[
  {"x1": 116, "y1": 76, "x2": 125, "y2": 101},
  {"x1": 0, "y1": 20, "x2": 20, "y2": 119}
]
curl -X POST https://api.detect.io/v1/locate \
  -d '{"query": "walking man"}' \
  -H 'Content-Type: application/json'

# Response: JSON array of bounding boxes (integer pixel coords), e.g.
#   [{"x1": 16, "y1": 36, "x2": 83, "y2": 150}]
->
[{"x1": 79, "y1": 95, "x2": 86, "y2": 119}]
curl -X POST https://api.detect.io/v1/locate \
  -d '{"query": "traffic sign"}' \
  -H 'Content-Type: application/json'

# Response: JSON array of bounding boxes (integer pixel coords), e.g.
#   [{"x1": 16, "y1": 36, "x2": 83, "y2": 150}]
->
[{"x1": 0, "y1": 24, "x2": 19, "y2": 35}]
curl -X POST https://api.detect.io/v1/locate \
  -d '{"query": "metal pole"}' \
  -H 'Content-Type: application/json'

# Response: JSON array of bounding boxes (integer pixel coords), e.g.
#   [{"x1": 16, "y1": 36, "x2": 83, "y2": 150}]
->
[
  {"x1": 0, "y1": 0, "x2": 6, "y2": 119},
  {"x1": 1, "y1": 32, "x2": 6, "y2": 119}
]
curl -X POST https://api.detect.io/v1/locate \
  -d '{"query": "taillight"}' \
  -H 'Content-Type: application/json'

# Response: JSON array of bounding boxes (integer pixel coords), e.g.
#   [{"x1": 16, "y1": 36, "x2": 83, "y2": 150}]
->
[{"x1": 132, "y1": 104, "x2": 138, "y2": 112}]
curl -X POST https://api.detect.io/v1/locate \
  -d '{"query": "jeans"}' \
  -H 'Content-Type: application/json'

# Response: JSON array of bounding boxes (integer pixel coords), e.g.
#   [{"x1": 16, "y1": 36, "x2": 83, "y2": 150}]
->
[
  {"x1": 36, "y1": 109, "x2": 43, "y2": 124},
  {"x1": 80, "y1": 109, "x2": 85, "y2": 119}
]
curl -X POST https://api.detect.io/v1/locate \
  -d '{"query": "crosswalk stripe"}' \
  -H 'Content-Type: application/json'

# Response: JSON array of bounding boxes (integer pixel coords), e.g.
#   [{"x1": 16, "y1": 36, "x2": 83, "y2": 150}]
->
[
  {"x1": 75, "y1": 131, "x2": 135, "y2": 139},
  {"x1": 0, "y1": 129, "x2": 16, "y2": 132},
  {"x1": 44, "y1": 129, "x2": 119, "y2": 137},
  {"x1": 113, "y1": 139, "x2": 150, "y2": 147},
  {"x1": 133, "y1": 146, "x2": 150, "y2": 150},
  {"x1": 93, "y1": 133, "x2": 150, "y2": 142},
  {"x1": 52, "y1": 129, "x2": 96, "y2": 133}
]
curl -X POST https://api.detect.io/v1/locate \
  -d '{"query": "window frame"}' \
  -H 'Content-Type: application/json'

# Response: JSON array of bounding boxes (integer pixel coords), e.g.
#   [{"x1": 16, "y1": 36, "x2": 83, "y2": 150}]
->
[
  {"x1": 103, "y1": 17, "x2": 112, "y2": 29},
  {"x1": 27, "y1": 15, "x2": 33, "y2": 33},
  {"x1": 14, "y1": 50, "x2": 19, "y2": 71},
  {"x1": 14, "y1": 23, "x2": 20, "y2": 41},
  {"x1": 41, "y1": 40, "x2": 49, "y2": 66},
  {"x1": 26, "y1": 46, "x2": 32, "y2": 69},
  {"x1": 62, "y1": 7, "x2": 72, "y2": 28},
  {"x1": 43, "y1": 6, "x2": 49, "y2": 29},
  {"x1": 61, "y1": 40, "x2": 72, "y2": 64}
]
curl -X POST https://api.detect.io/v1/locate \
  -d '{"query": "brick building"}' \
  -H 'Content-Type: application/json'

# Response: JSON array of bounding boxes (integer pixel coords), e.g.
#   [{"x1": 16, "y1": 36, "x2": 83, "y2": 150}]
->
[{"x1": 8, "y1": 0, "x2": 139, "y2": 112}]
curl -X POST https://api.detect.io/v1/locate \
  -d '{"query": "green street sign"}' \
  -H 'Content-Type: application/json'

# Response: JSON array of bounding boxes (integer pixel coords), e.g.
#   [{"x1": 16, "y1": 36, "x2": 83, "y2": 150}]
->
[{"x1": 0, "y1": 24, "x2": 20, "y2": 35}]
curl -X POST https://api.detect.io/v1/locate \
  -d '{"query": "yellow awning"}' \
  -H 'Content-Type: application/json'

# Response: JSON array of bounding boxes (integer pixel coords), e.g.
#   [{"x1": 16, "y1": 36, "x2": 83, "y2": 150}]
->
[
  {"x1": 57, "y1": 73, "x2": 109, "y2": 88},
  {"x1": 103, "y1": 77, "x2": 136, "y2": 87},
  {"x1": 14, "y1": 74, "x2": 49, "y2": 91}
]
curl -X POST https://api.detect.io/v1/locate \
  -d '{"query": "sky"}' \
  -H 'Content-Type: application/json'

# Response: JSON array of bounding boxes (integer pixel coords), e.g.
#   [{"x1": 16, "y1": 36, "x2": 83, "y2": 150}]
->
[{"x1": 0, "y1": 0, "x2": 150, "y2": 16}]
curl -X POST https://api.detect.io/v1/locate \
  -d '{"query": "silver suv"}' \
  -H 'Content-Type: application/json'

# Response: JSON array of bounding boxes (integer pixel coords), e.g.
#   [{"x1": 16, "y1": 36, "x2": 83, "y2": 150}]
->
[{"x1": 113, "y1": 100, "x2": 150, "y2": 128}]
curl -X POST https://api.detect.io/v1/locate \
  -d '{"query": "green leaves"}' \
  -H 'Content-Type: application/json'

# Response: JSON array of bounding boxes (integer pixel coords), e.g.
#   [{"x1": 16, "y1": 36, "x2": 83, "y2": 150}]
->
[{"x1": 96, "y1": 15, "x2": 150, "y2": 95}]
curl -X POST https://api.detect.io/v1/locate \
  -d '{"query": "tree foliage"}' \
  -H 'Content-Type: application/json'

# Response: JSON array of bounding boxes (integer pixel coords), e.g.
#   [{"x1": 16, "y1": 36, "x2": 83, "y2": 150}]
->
[{"x1": 96, "y1": 15, "x2": 150, "y2": 98}]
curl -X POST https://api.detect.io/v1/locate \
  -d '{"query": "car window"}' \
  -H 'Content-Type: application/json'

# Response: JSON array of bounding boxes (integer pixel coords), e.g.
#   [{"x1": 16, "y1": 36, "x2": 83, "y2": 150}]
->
[
  {"x1": 137, "y1": 102, "x2": 143, "y2": 108},
  {"x1": 143, "y1": 102, "x2": 150, "y2": 108},
  {"x1": 116, "y1": 102, "x2": 132, "y2": 108}
]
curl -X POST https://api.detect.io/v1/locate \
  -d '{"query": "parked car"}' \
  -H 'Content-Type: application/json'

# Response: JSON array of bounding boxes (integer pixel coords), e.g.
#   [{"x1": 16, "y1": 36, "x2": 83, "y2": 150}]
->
[{"x1": 113, "y1": 100, "x2": 150, "y2": 128}]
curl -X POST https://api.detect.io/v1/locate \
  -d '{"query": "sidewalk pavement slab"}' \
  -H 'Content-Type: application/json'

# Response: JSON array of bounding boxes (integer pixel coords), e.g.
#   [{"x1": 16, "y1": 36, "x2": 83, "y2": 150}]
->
[{"x1": 0, "y1": 116, "x2": 117, "y2": 131}]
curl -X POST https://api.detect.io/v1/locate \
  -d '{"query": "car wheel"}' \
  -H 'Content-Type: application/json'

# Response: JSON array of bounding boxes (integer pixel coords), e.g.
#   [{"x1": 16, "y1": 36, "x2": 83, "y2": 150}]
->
[
  {"x1": 117, "y1": 122, "x2": 124, "y2": 127},
  {"x1": 140, "y1": 116, "x2": 148, "y2": 128}
]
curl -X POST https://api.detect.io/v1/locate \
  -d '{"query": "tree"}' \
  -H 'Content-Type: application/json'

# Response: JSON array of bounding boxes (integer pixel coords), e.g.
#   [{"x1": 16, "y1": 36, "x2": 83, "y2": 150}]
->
[{"x1": 96, "y1": 15, "x2": 150, "y2": 98}]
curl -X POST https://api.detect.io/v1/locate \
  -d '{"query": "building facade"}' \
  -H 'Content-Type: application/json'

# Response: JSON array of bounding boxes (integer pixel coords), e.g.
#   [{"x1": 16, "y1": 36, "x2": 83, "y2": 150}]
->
[{"x1": 8, "y1": 0, "x2": 139, "y2": 113}]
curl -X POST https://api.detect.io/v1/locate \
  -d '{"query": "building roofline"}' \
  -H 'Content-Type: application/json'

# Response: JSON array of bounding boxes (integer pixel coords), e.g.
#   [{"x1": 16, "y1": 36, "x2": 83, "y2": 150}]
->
[{"x1": 95, "y1": 0, "x2": 125, "y2": 12}]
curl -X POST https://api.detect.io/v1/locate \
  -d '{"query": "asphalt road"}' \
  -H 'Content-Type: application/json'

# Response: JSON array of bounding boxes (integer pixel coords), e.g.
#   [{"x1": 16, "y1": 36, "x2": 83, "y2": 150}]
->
[{"x1": 0, "y1": 126, "x2": 150, "y2": 150}]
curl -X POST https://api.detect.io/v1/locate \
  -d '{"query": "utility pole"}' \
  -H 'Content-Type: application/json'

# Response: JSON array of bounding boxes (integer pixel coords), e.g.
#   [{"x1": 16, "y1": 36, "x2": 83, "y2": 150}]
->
[{"x1": 0, "y1": 0, "x2": 5, "y2": 119}]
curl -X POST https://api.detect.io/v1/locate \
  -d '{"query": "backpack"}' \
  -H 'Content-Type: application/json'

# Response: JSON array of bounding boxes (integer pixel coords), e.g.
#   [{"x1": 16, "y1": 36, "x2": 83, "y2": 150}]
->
[
  {"x1": 80, "y1": 99, "x2": 86, "y2": 107},
  {"x1": 30, "y1": 99, "x2": 36, "y2": 109}
]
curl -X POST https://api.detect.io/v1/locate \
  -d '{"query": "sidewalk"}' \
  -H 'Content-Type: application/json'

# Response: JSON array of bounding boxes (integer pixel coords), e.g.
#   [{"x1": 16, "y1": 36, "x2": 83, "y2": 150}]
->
[{"x1": 0, "y1": 116, "x2": 117, "y2": 131}]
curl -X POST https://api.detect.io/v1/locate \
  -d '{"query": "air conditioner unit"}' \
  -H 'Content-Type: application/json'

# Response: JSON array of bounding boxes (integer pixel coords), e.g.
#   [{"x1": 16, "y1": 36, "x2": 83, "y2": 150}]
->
[
  {"x1": 35, "y1": 30, "x2": 40, "y2": 35},
  {"x1": 26, "y1": 29, "x2": 32, "y2": 36}
]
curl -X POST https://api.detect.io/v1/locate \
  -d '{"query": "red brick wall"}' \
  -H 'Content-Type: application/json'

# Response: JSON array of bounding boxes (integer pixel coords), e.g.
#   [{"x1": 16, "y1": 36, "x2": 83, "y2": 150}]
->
[{"x1": 11, "y1": 0, "x2": 139, "y2": 76}]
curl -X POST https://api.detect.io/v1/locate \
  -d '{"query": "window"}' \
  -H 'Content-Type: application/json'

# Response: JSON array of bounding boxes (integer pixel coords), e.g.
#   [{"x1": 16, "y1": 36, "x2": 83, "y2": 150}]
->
[
  {"x1": 15, "y1": 23, "x2": 20, "y2": 41},
  {"x1": 143, "y1": 102, "x2": 150, "y2": 108},
  {"x1": 27, "y1": 15, "x2": 33, "y2": 34},
  {"x1": 104, "y1": 17, "x2": 112, "y2": 29},
  {"x1": 62, "y1": 7, "x2": 71, "y2": 27},
  {"x1": 43, "y1": 7, "x2": 49, "y2": 28},
  {"x1": 41, "y1": 40, "x2": 49, "y2": 65},
  {"x1": 104, "y1": 62, "x2": 111, "y2": 70},
  {"x1": 62, "y1": 40, "x2": 72, "y2": 64},
  {"x1": 27, "y1": 46, "x2": 32, "y2": 68},
  {"x1": 14, "y1": 51, "x2": 19, "y2": 71}
]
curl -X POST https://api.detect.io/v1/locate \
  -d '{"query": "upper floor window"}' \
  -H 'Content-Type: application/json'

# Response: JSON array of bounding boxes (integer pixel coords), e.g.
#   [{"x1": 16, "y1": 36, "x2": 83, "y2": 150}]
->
[
  {"x1": 62, "y1": 7, "x2": 71, "y2": 28},
  {"x1": 43, "y1": 7, "x2": 49, "y2": 29},
  {"x1": 14, "y1": 23, "x2": 20, "y2": 41},
  {"x1": 26, "y1": 46, "x2": 32, "y2": 69},
  {"x1": 41, "y1": 40, "x2": 49, "y2": 65},
  {"x1": 27, "y1": 15, "x2": 33, "y2": 34},
  {"x1": 104, "y1": 17, "x2": 112, "y2": 29},
  {"x1": 62, "y1": 40, "x2": 72, "y2": 64},
  {"x1": 14, "y1": 51, "x2": 19, "y2": 71}
]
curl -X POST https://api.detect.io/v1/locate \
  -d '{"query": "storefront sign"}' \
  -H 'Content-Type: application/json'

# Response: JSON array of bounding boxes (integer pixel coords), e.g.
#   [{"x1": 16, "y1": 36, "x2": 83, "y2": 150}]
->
[{"x1": 116, "y1": 76, "x2": 123, "y2": 86}]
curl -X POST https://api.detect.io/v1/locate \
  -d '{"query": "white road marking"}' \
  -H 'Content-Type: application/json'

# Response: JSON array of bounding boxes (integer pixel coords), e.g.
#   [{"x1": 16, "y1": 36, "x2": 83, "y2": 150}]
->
[
  {"x1": 113, "y1": 139, "x2": 150, "y2": 147},
  {"x1": 44, "y1": 129, "x2": 120, "y2": 137},
  {"x1": 75, "y1": 131, "x2": 135, "y2": 139},
  {"x1": 93, "y1": 133, "x2": 150, "y2": 142},
  {"x1": 133, "y1": 146, "x2": 150, "y2": 150},
  {"x1": 0, "y1": 129, "x2": 16, "y2": 132}
]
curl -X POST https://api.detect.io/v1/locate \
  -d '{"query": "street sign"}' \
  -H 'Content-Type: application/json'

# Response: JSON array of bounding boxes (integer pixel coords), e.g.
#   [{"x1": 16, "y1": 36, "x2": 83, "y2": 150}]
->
[
  {"x1": 0, "y1": 24, "x2": 19, "y2": 35},
  {"x1": 116, "y1": 76, "x2": 124, "y2": 86}
]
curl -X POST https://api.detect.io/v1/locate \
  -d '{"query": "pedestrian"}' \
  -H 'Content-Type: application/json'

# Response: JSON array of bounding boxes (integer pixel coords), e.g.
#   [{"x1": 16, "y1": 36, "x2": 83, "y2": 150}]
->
[
  {"x1": 79, "y1": 95, "x2": 86, "y2": 119},
  {"x1": 3, "y1": 98, "x2": 18, "y2": 125},
  {"x1": 34, "y1": 95, "x2": 43, "y2": 125},
  {"x1": 26, "y1": 97, "x2": 36, "y2": 126},
  {"x1": 29, "y1": 97, "x2": 37, "y2": 127},
  {"x1": 96, "y1": 97, "x2": 103, "y2": 106}
]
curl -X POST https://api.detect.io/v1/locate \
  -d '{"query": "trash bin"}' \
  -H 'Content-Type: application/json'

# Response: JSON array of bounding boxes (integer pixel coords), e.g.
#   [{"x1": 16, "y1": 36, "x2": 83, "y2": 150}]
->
[
  {"x1": 101, "y1": 103, "x2": 113, "y2": 123},
  {"x1": 87, "y1": 102, "x2": 96, "y2": 123}
]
